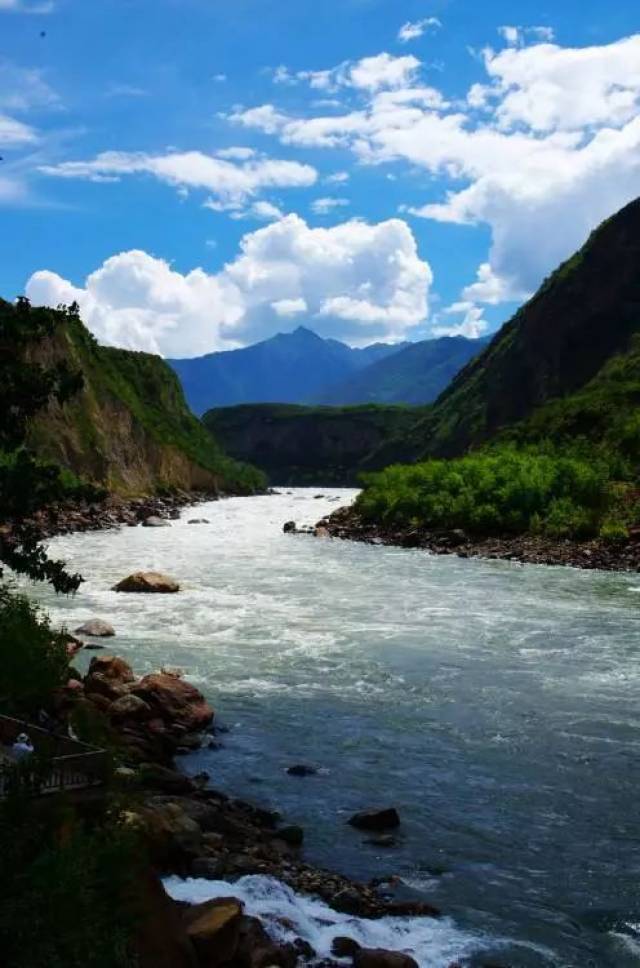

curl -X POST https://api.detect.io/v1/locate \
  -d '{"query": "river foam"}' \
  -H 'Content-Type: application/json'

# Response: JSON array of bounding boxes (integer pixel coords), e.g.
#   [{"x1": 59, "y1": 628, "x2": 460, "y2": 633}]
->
[{"x1": 163, "y1": 874, "x2": 487, "y2": 967}]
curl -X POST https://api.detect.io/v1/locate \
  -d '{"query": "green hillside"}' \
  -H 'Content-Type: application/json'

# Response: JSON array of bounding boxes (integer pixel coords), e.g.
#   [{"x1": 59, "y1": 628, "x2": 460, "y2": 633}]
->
[{"x1": 17, "y1": 301, "x2": 264, "y2": 496}]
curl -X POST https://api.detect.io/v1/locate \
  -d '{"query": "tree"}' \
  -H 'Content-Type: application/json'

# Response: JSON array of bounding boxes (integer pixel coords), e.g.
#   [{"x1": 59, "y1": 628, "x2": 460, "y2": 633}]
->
[{"x1": 0, "y1": 297, "x2": 101, "y2": 593}]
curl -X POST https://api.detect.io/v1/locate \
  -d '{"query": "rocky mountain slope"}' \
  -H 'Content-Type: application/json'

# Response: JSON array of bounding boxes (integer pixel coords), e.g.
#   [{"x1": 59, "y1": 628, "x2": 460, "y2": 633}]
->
[
  {"x1": 313, "y1": 335, "x2": 487, "y2": 406},
  {"x1": 168, "y1": 327, "x2": 405, "y2": 415},
  {"x1": 416, "y1": 197, "x2": 640, "y2": 458},
  {"x1": 23, "y1": 305, "x2": 264, "y2": 495},
  {"x1": 203, "y1": 404, "x2": 420, "y2": 485}
]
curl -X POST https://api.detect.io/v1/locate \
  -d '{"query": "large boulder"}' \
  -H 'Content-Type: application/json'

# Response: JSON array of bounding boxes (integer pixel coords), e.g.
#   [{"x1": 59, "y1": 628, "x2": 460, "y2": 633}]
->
[
  {"x1": 348, "y1": 808, "x2": 400, "y2": 831},
  {"x1": 109, "y1": 694, "x2": 152, "y2": 721},
  {"x1": 133, "y1": 673, "x2": 214, "y2": 732},
  {"x1": 134, "y1": 870, "x2": 197, "y2": 968},
  {"x1": 183, "y1": 898, "x2": 243, "y2": 967},
  {"x1": 74, "y1": 618, "x2": 115, "y2": 637},
  {"x1": 112, "y1": 572, "x2": 180, "y2": 593}
]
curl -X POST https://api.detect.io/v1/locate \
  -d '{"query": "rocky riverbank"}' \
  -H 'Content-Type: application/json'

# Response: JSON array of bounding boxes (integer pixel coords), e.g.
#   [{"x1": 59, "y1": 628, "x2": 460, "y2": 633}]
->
[
  {"x1": 319, "y1": 505, "x2": 640, "y2": 573},
  {"x1": 56, "y1": 652, "x2": 458, "y2": 968}
]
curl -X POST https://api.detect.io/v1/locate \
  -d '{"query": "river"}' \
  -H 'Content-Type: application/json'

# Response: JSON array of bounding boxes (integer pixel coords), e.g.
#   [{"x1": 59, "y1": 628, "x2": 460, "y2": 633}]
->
[{"x1": 29, "y1": 489, "x2": 640, "y2": 966}]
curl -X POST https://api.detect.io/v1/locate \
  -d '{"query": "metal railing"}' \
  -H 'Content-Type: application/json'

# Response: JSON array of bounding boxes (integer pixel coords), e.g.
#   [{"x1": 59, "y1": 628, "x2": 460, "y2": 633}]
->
[{"x1": 0, "y1": 715, "x2": 108, "y2": 798}]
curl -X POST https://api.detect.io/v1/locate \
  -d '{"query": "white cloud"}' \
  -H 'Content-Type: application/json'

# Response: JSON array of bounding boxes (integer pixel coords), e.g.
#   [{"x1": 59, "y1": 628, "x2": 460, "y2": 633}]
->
[
  {"x1": 234, "y1": 34, "x2": 640, "y2": 307},
  {"x1": 349, "y1": 53, "x2": 421, "y2": 91},
  {"x1": 325, "y1": 171, "x2": 350, "y2": 184},
  {"x1": 230, "y1": 199, "x2": 284, "y2": 221},
  {"x1": 398, "y1": 17, "x2": 441, "y2": 44},
  {"x1": 39, "y1": 149, "x2": 317, "y2": 212},
  {"x1": 26, "y1": 215, "x2": 432, "y2": 354},
  {"x1": 0, "y1": 61, "x2": 60, "y2": 112},
  {"x1": 497, "y1": 26, "x2": 521, "y2": 47},
  {"x1": 432, "y1": 301, "x2": 488, "y2": 338},
  {"x1": 310, "y1": 196, "x2": 349, "y2": 215},
  {"x1": 462, "y1": 262, "x2": 530, "y2": 305},
  {"x1": 216, "y1": 146, "x2": 257, "y2": 160},
  {"x1": 272, "y1": 297, "x2": 307, "y2": 317},
  {"x1": 498, "y1": 25, "x2": 555, "y2": 47},
  {"x1": 0, "y1": 113, "x2": 37, "y2": 144}
]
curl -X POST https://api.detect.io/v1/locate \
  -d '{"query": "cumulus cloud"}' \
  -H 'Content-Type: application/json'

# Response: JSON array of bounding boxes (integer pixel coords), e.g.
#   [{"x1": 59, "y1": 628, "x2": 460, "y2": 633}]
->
[
  {"x1": 0, "y1": 114, "x2": 37, "y2": 144},
  {"x1": 233, "y1": 35, "x2": 640, "y2": 307},
  {"x1": 398, "y1": 18, "x2": 441, "y2": 44},
  {"x1": 265, "y1": 52, "x2": 422, "y2": 95},
  {"x1": 26, "y1": 215, "x2": 432, "y2": 355},
  {"x1": 432, "y1": 301, "x2": 488, "y2": 338}
]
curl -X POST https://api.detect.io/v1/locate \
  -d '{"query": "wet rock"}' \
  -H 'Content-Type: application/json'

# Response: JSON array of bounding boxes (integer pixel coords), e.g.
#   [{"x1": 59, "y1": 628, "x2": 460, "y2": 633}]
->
[
  {"x1": 138, "y1": 763, "x2": 196, "y2": 794},
  {"x1": 112, "y1": 572, "x2": 180, "y2": 593},
  {"x1": 314, "y1": 526, "x2": 330, "y2": 538},
  {"x1": 235, "y1": 914, "x2": 298, "y2": 968},
  {"x1": 190, "y1": 856, "x2": 225, "y2": 879},
  {"x1": 84, "y1": 642, "x2": 106, "y2": 651},
  {"x1": 333, "y1": 887, "x2": 365, "y2": 915},
  {"x1": 140, "y1": 801, "x2": 204, "y2": 866},
  {"x1": 273, "y1": 825, "x2": 304, "y2": 847},
  {"x1": 183, "y1": 897, "x2": 243, "y2": 967},
  {"x1": 332, "y1": 937, "x2": 361, "y2": 958},
  {"x1": 283, "y1": 521, "x2": 297, "y2": 533},
  {"x1": 188, "y1": 519, "x2": 210, "y2": 524},
  {"x1": 74, "y1": 618, "x2": 115, "y2": 637},
  {"x1": 354, "y1": 949, "x2": 419, "y2": 968},
  {"x1": 88, "y1": 654, "x2": 135, "y2": 682},
  {"x1": 286, "y1": 764, "x2": 318, "y2": 777},
  {"x1": 348, "y1": 808, "x2": 400, "y2": 831},
  {"x1": 143, "y1": 516, "x2": 172, "y2": 528}
]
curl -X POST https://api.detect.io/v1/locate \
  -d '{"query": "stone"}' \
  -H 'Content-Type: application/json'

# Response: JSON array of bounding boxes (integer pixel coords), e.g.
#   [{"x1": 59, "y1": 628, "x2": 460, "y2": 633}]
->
[
  {"x1": 74, "y1": 618, "x2": 115, "y2": 637},
  {"x1": 112, "y1": 572, "x2": 180, "y2": 593},
  {"x1": 283, "y1": 521, "x2": 297, "y2": 533},
  {"x1": 332, "y1": 888, "x2": 364, "y2": 915},
  {"x1": 332, "y1": 937, "x2": 361, "y2": 958},
  {"x1": 133, "y1": 673, "x2": 214, "y2": 732},
  {"x1": 138, "y1": 762, "x2": 196, "y2": 794},
  {"x1": 273, "y1": 825, "x2": 304, "y2": 847},
  {"x1": 191, "y1": 857, "x2": 225, "y2": 879},
  {"x1": 314, "y1": 527, "x2": 330, "y2": 538},
  {"x1": 141, "y1": 801, "x2": 204, "y2": 865},
  {"x1": 143, "y1": 516, "x2": 172, "y2": 527},
  {"x1": 109, "y1": 694, "x2": 152, "y2": 720},
  {"x1": 286, "y1": 764, "x2": 318, "y2": 777},
  {"x1": 134, "y1": 869, "x2": 198, "y2": 968},
  {"x1": 364, "y1": 835, "x2": 396, "y2": 848},
  {"x1": 183, "y1": 897, "x2": 243, "y2": 966},
  {"x1": 188, "y1": 519, "x2": 210, "y2": 524},
  {"x1": 354, "y1": 950, "x2": 419, "y2": 968},
  {"x1": 235, "y1": 914, "x2": 298, "y2": 968},
  {"x1": 348, "y1": 808, "x2": 400, "y2": 831}
]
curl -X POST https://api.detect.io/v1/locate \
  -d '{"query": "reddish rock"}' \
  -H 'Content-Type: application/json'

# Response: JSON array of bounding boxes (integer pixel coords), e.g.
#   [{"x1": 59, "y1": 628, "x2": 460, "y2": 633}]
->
[
  {"x1": 183, "y1": 897, "x2": 243, "y2": 966},
  {"x1": 112, "y1": 572, "x2": 180, "y2": 593},
  {"x1": 133, "y1": 674, "x2": 214, "y2": 732},
  {"x1": 88, "y1": 654, "x2": 135, "y2": 682}
]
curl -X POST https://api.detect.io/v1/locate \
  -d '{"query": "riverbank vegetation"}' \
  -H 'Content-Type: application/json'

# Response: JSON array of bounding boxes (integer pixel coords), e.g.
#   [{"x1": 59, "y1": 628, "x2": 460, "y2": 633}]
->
[{"x1": 356, "y1": 448, "x2": 633, "y2": 541}]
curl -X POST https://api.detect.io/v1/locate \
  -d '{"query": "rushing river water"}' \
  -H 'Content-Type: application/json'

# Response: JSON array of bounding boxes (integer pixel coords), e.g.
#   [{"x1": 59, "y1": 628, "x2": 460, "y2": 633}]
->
[{"x1": 29, "y1": 489, "x2": 640, "y2": 967}]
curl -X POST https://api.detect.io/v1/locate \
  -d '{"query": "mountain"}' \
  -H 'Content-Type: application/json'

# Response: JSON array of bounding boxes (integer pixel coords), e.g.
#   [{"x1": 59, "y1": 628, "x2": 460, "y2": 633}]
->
[
  {"x1": 415, "y1": 198, "x2": 640, "y2": 458},
  {"x1": 312, "y1": 336, "x2": 488, "y2": 406},
  {"x1": 168, "y1": 327, "x2": 406, "y2": 415},
  {"x1": 23, "y1": 305, "x2": 264, "y2": 495},
  {"x1": 203, "y1": 404, "x2": 421, "y2": 485}
]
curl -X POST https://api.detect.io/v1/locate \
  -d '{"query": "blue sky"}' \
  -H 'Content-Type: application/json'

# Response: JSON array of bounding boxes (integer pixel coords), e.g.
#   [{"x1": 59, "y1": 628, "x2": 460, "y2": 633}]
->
[{"x1": 2, "y1": 0, "x2": 639, "y2": 356}]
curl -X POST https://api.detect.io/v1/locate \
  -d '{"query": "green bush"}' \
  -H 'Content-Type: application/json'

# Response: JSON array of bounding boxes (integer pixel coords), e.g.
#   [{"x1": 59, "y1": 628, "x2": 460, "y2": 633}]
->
[
  {"x1": 0, "y1": 586, "x2": 69, "y2": 717},
  {"x1": 599, "y1": 519, "x2": 630, "y2": 544},
  {"x1": 356, "y1": 448, "x2": 613, "y2": 539}
]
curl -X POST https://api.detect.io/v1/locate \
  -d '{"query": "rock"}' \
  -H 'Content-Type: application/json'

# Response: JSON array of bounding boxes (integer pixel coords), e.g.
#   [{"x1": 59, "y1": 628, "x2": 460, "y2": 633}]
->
[
  {"x1": 183, "y1": 897, "x2": 243, "y2": 967},
  {"x1": 88, "y1": 654, "x2": 135, "y2": 682},
  {"x1": 112, "y1": 572, "x2": 180, "y2": 593},
  {"x1": 314, "y1": 527, "x2": 330, "y2": 539},
  {"x1": 348, "y1": 808, "x2": 400, "y2": 831},
  {"x1": 314, "y1": 494, "x2": 325, "y2": 499},
  {"x1": 109, "y1": 694, "x2": 152, "y2": 720},
  {"x1": 283, "y1": 521, "x2": 297, "y2": 533},
  {"x1": 235, "y1": 914, "x2": 298, "y2": 968},
  {"x1": 188, "y1": 519, "x2": 210, "y2": 524},
  {"x1": 333, "y1": 888, "x2": 364, "y2": 915},
  {"x1": 190, "y1": 857, "x2": 225, "y2": 879},
  {"x1": 138, "y1": 763, "x2": 196, "y2": 794},
  {"x1": 141, "y1": 801, "x2": 204, "y2": 865},
  {"x1": 143, "y1": 516, "x2": 172, "y2": 527},
  {"x1": 286, "y1": 764, "x2": 318, "y2": 777},
  {"x1": 84, "y1": 643, "x2": 106, "y2": 651},
  {"x1": 74, "y1": 618, "x2": 115, "y2": 637},
  {"x1": 332, "y1": 937, "x2": 361, "y2": 958},
  {"x1": 133, "y1": 673, "x2": 214, "y2": 732},
  {"x1": 134, "y1": 869, "x2": 198, "y2": 968},
  {"x1": 354, "y1": 949, "x2": 418, "y2": 968},
  {"x1": 273, "y1": 825, "x2": 304, "y2": 847}
]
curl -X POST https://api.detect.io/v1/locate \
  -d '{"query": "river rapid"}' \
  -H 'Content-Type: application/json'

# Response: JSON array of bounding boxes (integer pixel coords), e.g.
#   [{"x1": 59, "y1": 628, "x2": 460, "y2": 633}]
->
[{"x1": 28, "y1": 489, "x2": 640, "y2": 966}]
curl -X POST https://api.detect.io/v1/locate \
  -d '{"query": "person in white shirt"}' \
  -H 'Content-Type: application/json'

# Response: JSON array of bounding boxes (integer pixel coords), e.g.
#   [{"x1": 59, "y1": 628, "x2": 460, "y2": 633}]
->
[{"x1": 12, "y1": 732, "x2": 34, "y2": 760}]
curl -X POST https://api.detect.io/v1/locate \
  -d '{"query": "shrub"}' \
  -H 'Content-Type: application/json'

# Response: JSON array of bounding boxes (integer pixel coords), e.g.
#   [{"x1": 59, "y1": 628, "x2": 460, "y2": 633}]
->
[{"x1": 356, "y1": 448, "x2": 613, "y2": 539}]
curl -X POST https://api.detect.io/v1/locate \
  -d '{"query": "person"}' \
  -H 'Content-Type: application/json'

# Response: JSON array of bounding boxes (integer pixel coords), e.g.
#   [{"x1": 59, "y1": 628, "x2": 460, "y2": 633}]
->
[{"x1": 12, "y1": 732, "x2": 34, "y2": 761}]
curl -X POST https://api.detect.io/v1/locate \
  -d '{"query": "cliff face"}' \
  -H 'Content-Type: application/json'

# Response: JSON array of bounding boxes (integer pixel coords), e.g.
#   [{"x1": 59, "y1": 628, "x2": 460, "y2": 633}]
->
[
  {"x1": 203, "y1": 404, "x2": 422, "y2": 485},
  {"x1": 26, "y1": 313, "x2": 264, "y2": 496},
  {"x1": 420, "y1": 198, "x2": 640, "y2": 456}
]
